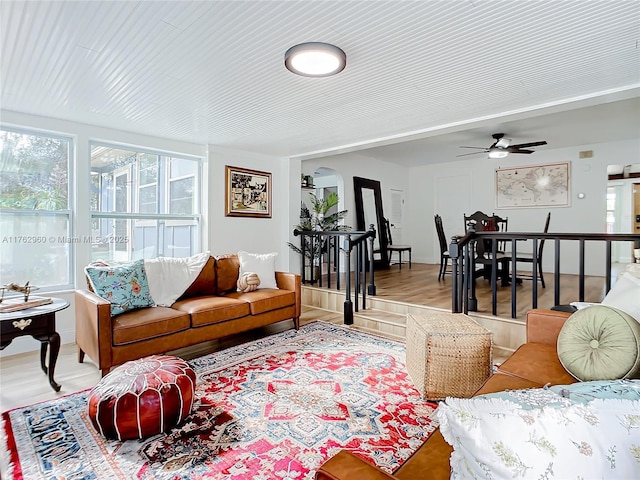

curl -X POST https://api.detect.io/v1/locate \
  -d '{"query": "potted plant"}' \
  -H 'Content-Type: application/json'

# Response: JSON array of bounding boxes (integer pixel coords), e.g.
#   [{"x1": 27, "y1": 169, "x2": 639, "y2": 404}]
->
[{"x1": 288, "y1": 192, "x2": 350, "y2": 281}]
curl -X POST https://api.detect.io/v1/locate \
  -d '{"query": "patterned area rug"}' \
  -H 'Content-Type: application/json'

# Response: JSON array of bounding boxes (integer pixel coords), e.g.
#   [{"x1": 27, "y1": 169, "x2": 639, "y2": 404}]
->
[{"x1": 2, "y1": 321, "x2": 438, "y2": 480}]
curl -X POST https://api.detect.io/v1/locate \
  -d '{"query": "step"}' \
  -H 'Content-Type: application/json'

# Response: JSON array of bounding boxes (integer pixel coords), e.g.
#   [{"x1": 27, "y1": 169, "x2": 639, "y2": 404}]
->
[
  {"x1": 302, "y1": 285, "x2": 521, "y2": 358},
  {"x1": 352, "y1": 307, "x2": 406, "y2": 340}
]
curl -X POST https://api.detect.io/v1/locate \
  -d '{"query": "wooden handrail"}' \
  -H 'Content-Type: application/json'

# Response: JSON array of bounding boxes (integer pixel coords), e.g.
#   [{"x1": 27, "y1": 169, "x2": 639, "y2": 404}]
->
[
  {"x1": 450, "y1": 230, "x2": 640, "y2": 318},
  {"x1": 293, "y1": 226, "x2": 377, "y2": 324}
]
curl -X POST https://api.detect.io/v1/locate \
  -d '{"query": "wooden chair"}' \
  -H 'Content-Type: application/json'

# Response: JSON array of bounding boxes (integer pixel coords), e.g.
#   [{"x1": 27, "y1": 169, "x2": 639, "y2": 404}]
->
[
  {"x1": 385, "y1": 218, "x2": 412, "y2": 269},
  {"x1": 491, "y1": 213, "x2": 508, "y2": 253},
  {"x1": 463, "y1": 211, "x2": 510, "y2": 286},
  {"x1": 514, "y1": 212, "x2": 551, "y2": 287},
  {"x1": 473, "y1": 233, "x2": 511, "y2": 286},
  {"x1": 434, "y1": 214, "x2": 450, "y2": 280},
  {"x1": 463, "y1": 210, "x2": 495, "y2": 232}
]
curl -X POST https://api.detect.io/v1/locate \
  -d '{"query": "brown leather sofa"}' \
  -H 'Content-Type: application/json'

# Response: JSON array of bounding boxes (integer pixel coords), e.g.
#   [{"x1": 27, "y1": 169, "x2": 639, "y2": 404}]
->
[
  {"x1": 315, "y1": 308, "x2": 576, "y2": 480},
  {"x1": 75, "y1": 253, "x2": 301, "y2": 376}
]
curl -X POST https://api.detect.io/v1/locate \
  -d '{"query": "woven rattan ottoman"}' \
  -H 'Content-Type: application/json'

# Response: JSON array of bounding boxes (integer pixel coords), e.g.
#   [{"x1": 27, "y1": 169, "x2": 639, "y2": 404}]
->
[{"x1": 405, "y1": 312, "x2": 492, "y2": 400}]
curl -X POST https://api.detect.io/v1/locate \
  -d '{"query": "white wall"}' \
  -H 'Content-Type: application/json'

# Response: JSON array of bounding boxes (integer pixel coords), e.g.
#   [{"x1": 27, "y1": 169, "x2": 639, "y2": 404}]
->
[
  {"x1": 207, "y1": 145, "x2": 294, "y2": 271},
  {"x1": 304, "y1": 138, "x2": 640, "y2": 276},
  {"x1": 412, "y1": 138, "x2": 640, "y2": 275}
]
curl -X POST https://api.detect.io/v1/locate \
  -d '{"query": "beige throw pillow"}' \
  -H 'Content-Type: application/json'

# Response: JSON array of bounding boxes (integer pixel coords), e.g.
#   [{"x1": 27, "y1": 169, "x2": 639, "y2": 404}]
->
[{"x1": 237, "y1": 272, "x2": 261, "y2": 292}]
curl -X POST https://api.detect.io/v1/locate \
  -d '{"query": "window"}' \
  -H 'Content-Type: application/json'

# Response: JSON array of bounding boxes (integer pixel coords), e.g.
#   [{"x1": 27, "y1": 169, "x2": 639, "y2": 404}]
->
[
  {"x1": 0, "y1": 127, "x2": 72, "y2": 290},
  {"x1": 90, "y1": 143, "x2": 201, "y2": 262},
  {"x1": 169, "y1": 158, "x2": 197, "y2": 214},
  {"x1": 138, "y1": 154, "x2": 158, "y2": 214}
]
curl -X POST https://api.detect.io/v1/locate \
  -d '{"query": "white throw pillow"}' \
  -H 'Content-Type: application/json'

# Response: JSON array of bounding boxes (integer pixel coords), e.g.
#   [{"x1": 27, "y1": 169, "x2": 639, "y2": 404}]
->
[
  {"x1": 144, "y1": 252, "x2": 210, "y2": 306},
  {"x1": 238, "y1": 251, "x2": 278, "y2": 289},
  {"x1": 624, "y1": 262, "x2": 640, "y2": 279},
  {"x1": 436, "y1": 396, "x2": 640, "y2": 480},
  {"x1": 601, "y1": 272, "x2": 640, "y2": 321}
]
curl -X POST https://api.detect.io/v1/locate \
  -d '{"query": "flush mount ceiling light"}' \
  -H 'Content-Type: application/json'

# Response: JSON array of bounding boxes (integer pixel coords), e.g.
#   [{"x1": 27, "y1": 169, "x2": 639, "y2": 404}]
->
[{"x1": 284, "y1": 42, "x2": 346, "y2": 77}]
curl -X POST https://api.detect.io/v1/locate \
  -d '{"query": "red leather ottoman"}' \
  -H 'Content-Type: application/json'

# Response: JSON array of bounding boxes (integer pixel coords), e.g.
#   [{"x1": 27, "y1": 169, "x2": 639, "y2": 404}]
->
[{"x1": 87, "y1": 355, "x2": 196, "y2": 440}]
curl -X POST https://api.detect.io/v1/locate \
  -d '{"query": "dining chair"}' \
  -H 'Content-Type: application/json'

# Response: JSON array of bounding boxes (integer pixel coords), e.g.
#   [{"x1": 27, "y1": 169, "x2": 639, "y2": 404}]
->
[
  {"x1": 463, "y1": 211, "x2": 511, "y2": 286},
  {"x1": 514, "y1": 212, "x2": 551, "y2": 287},
  {"x1": 463, "y1": 210, "x2": 495, "y2": 233},
  {"x1": 385, "y1": 218, "x2": 412, "y2": 269},
  {"x1": 472, "y1": 232, "x2": 511, "y2": 287},
  {"x1": 434, "y1": 214, "x2": 450, "y2": 280},
  {"x1": 491, "y1": 213, "x2": 508, "y2": 253}
]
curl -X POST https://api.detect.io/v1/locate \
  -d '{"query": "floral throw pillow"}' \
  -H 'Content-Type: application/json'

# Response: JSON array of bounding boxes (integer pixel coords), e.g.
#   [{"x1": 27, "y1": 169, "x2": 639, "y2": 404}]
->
[
  {"x1": 85, "y1": 259, "x2": 155, "y2": 316},
  {"x1": 436, "y1": 386, "x2": 640, "y2": 480}
]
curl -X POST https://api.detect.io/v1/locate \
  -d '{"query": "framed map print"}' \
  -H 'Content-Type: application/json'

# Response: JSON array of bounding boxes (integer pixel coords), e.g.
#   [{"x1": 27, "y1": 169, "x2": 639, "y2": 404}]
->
[
  {"x1": 225, "y1": 166, "x2": 272, "y2": 218},
  {"x1": 495, "y1": 162, "x2": 570, "y2": 208}
]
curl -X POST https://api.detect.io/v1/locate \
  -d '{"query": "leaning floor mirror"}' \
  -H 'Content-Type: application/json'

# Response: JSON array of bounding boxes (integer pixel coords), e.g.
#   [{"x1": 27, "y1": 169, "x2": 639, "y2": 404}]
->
[{"x1": 353, "y1": 176, "x2": 389, "y2": 268}]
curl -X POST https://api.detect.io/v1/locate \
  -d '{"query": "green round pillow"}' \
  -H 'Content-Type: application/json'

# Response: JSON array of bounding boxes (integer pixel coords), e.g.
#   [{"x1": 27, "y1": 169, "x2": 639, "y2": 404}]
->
[{"x1": 557, "y1": 305, "x2": 640, "y2": 381}]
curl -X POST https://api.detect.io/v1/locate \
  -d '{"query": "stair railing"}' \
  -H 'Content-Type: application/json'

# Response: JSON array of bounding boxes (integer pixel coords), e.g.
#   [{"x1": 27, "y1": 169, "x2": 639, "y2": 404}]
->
[
  {"x1": 292, "y1": 225, "x2": 377, "y2": 324},
  {"x1": 450, "y1": 228, "x2": 640, "y2": 318}
]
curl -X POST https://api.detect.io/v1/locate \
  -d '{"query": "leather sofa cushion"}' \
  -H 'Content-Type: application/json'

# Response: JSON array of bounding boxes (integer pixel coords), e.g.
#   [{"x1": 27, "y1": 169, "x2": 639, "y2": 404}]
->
[
  {"x1": 497, "y1": 342, "x2": 576, "y2": 386},
  {"x1": 215, "y1": 254, "x2": 240, "y2": 294},
  {"x1": 317, "y1": 450, "x2": 397, "y2": 480},
  {"x1": 172, "y1": 296, "x2": 250, "y2": 327},
  {"x1": 394, "y1": 428, "x2": 451, "y2": 480},
  {"x1": 178, "y1": 256, "x2": 216, "y2": 299},
  {"x1": 225, "y1": 289, "x2": 295, "y2": 315},
  {"x1": 475, "y1": 371, "x2": 543, "y2": 395},
  {"x1": 112, "y1": 307, "x2": 190, "y2": 345}
]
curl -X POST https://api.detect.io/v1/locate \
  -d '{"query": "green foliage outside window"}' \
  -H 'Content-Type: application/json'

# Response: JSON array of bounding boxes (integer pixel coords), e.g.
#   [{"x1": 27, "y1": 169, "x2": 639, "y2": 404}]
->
[{"x1": 0, "y1": 130, "x2": 69, "y2": 210}]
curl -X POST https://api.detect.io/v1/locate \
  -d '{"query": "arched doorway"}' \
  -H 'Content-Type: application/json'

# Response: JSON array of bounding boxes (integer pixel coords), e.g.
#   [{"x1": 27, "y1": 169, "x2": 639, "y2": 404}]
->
[{"x1": 302, "y1": 167, "x2": 346, "y2": 224}]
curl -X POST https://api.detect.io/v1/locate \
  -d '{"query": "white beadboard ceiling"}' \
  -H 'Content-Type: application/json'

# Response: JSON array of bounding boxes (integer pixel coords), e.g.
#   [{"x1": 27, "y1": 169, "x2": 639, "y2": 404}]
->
[{"x1": 1, "y1": 0, "x2": 639, "y2": 165}]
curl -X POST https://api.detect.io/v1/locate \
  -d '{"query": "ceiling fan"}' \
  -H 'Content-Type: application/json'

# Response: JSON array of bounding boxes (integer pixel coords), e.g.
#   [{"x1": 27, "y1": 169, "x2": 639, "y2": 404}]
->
[{"x1": 457, "y1": 133, "x2": 547, "y2": 158}]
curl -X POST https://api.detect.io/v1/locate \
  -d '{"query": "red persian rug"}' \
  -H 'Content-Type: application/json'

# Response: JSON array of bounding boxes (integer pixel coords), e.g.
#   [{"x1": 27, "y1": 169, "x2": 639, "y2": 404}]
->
[{"x1": 1, "y1": 321, "x2": 438, "y2": 480}]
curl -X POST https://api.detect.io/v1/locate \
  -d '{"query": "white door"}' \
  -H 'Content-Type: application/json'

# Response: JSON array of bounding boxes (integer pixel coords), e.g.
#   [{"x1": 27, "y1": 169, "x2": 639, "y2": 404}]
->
[{"x1": 389, "y1": 189, "x2": 404, "y2": 244}]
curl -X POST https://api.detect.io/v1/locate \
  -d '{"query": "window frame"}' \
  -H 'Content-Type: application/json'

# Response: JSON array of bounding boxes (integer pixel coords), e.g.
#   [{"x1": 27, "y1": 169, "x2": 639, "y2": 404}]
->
[
  {"x1": 0, "y1": 125, "x2": 74, "y2": 292},
  {"x1": 89, "y1": 141, "x2": 202, "y2": 261}
]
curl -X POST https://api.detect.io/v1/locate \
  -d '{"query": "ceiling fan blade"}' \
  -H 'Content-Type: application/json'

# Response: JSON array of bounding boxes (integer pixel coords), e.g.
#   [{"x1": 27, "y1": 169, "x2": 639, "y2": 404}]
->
[
  {"x1": 510, "y1": 149, "x2": 534, "y2": 154},
  {"x1": 509, "y1": 141, "x2": 547, "y2": 149},
  {"x1": 456, "y1": 151, "x2": 487, "y2": 157},
  {"x1": 458, "y1": 137, "x2": 546, "y2": 157}
]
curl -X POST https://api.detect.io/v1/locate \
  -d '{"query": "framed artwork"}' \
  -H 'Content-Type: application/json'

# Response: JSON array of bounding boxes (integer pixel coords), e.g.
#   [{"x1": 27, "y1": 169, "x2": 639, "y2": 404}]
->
[
  {"x1": 495, "y1": 162, "x2": 570, "y2": 208},
  {"x1": 225, "y1": 165, "x2": 272, "y2": 218}
]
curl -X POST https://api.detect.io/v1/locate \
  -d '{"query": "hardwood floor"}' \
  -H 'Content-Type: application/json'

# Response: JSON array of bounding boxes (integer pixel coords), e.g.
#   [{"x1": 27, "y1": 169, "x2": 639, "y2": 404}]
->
[
  {"x1": 347, "y1": 262, "x2": 608, "y2": 320},
  {"x1": 0, "y1": 262, "x2": 609, "y2": 413}
]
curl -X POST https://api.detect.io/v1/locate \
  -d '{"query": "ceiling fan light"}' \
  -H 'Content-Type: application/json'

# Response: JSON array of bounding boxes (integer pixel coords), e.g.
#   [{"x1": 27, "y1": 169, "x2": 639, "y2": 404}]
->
[
  {"x1": 488, "y1": 148, "x2": 509, "y2": 159},
  {"x1": 284, "y1": 42, "x2": 346, "y2": 77}
]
